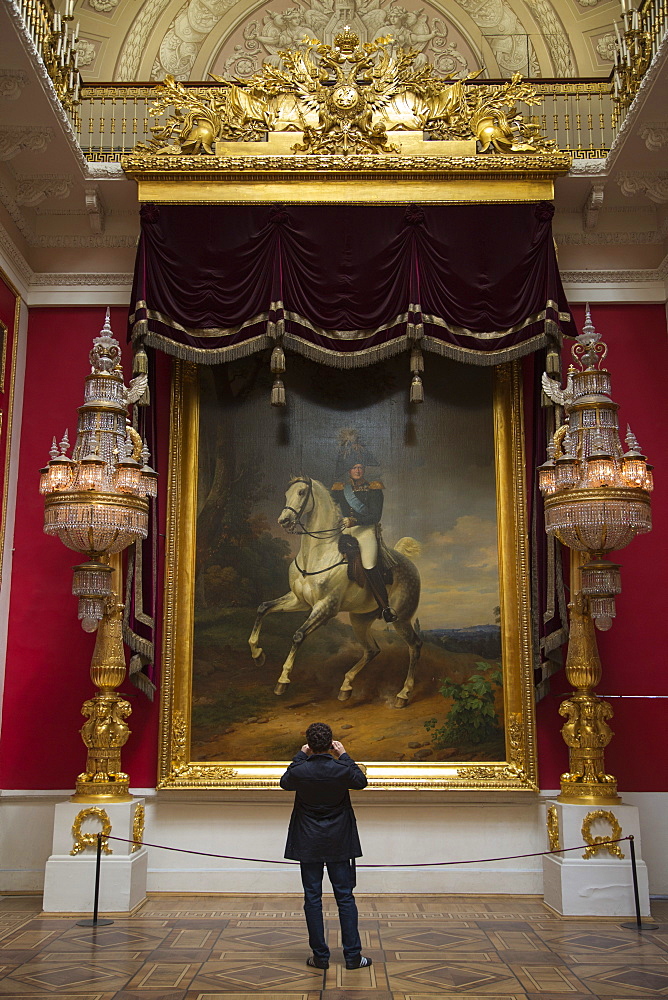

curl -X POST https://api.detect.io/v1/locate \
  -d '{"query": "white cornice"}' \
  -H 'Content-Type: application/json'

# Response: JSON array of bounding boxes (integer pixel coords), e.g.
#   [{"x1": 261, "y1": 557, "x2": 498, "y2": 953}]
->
[
  {"x1": 0, "y1": 219, "x2": 132, "y2": 303},
  {"x1": 556, "y1": 230, "x2": 665, "y2": 244},
  {"x1": 29, "y1": 270, "x2": 133, "y2": 286}
]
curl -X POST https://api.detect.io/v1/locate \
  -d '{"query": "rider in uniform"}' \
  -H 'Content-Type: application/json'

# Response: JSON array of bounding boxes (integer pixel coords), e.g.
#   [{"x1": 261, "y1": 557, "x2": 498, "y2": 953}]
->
[{"x1": 331, "y1": 432, "x2": 397, "y2": 623}]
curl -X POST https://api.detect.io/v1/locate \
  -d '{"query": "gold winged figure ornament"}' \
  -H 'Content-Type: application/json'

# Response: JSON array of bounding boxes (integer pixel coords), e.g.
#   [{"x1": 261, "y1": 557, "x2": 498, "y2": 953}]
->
[{"x1": 139, "y1": 34, "x2": 555, "y2": 157}]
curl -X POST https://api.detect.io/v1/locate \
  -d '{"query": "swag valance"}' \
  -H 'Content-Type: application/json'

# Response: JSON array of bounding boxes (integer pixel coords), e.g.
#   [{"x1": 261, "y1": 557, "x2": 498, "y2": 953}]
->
[{"x1": 129, "y1": 201, "x2": 574, "y2": 366}]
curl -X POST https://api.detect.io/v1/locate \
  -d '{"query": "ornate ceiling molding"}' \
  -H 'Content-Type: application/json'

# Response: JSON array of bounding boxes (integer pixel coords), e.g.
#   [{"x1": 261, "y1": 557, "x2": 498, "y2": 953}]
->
[
  {"x1": 561, "y1": 254, "x2": 668, "y2": 283},
  {"x1": 15, "y1": 175, "x2": 73, "y2": 207},
  {"x1": 617, "y1": 171, "x2": 668, "y2": 203},
  {"x1": 0, "y1": 221, "x2": 134, "y2": 293},
  {"x1": 28, "y1": 270, "x2": 133, "y2": 286},
  {"x1": 86, "y1": 161, "x2": 125, "y2": 178},
  {"x1": 0, "y1": 126, "x2": 54, "y2": 161},
  {"x1": 569, "y1": 158, "x2": 607, "y2": 176},
  {"x1": 0, "y1": 219, "x2": 31, "y2": 286},
  {"x1": 639, "y1": 123, "x2": 668, "y2": 151},
  {"x1": 556, "y1": 229, "x2": 665, "y2": 244},
  {"x1": 116, "y1": 0, "x2": 574, "y2": 83},
  {"x1": 0, "y1": 69, "x2": 29, "y2": 101}
]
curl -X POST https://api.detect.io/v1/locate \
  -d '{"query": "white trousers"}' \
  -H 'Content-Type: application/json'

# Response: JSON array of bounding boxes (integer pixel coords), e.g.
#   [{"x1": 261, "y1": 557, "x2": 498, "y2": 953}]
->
[{"x1": 342, "y1": 525, "x2": 378, "y2": 570}]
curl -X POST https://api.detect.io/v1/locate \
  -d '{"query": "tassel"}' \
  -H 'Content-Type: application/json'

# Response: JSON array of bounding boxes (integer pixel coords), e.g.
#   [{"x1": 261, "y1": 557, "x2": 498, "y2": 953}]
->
[
  {"x1": 546, "y1": 348, "x2": 560, "y2": 376},
  {"x1": 410, "y1": 346, "x2": 424, "y2": 372},
  {"x1": 271, "y1": 344, "x2": 285, "y2": 374},
  {"x1": 271, "y1": 377, "x2": 286, "y2": 407},
  {"x1": 410, "y1": 373, "x2": 424, "y2": 403},
  {"x1": 133, "y1": 346, "x2": 148, "y2": 376},
  {"x1": 409, "y1": 344, "x2": 424, "y2": 403},
  {"x1": 133, "y1": 345, "x2": 150, "y2": 406}
]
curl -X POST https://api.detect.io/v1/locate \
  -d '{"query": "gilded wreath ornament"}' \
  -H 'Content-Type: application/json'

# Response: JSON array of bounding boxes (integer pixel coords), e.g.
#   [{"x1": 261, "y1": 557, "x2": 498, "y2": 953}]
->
[
  {"x1": 139, "y1": 26, "x2": 555, "y2": 158},
  {"x1": 70, "y1": 807, "x2": 113, "y2": 856},
  {"x1": 581, "y1": 809, "x2": 625, "y2": 860}
]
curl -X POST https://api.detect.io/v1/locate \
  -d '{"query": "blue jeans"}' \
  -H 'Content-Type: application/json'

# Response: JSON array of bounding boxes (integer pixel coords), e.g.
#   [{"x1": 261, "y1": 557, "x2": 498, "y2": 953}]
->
[{"x1": 300, "y1": 860, "x2": 361, "y2": 965}]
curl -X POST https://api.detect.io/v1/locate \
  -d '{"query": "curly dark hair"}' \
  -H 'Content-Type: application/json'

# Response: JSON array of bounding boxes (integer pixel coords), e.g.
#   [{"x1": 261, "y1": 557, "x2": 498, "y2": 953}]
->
[{"x1": 305, "y1": 722, "x2": 333, "y2": 753}]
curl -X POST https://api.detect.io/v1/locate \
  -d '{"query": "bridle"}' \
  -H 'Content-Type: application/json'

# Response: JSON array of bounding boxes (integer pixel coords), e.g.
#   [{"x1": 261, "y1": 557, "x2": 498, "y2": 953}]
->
[
  {"x1": 280, "y1": 477, "x2": 342, "y2": 539},
  {"x1": 281, "y1": 477, "x2": 348, "y2": 577}
]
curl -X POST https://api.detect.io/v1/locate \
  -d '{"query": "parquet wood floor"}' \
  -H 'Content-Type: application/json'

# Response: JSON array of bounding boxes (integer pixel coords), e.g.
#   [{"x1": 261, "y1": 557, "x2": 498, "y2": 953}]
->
[{"x1": 0, "y1": 894, "x2": 666, "y2": 999}]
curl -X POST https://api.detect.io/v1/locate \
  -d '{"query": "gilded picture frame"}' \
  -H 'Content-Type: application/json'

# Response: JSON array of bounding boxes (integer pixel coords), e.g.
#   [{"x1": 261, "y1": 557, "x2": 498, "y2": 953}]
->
[{"x1": 158, "y1": 358, "x2": 537, "y2": 791}]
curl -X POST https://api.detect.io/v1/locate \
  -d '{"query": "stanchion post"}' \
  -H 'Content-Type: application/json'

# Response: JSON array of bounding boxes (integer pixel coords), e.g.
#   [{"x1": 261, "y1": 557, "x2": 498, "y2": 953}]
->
[
  {"x1": 630, "y1": 836, "x2": 642, "y2": 929},
  {"x1": 621, "y1": 835, "x2": 659, "y2": 931},
  {"x1": 76, "y1": 833, "x2": 114, "y2": 928}
]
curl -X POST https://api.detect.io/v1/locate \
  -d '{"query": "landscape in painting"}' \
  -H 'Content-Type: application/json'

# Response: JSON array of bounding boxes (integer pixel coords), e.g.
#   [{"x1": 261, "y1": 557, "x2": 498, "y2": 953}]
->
[{"x1": 191, "y1": 353, "x2": 504, "y2": 763}]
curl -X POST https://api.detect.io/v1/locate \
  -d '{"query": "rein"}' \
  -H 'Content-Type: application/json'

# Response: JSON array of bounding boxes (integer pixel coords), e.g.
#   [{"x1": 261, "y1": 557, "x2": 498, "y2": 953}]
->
[
  {"x1": 281, "y1": 477, "x2": 342, "y2": 539},
  {"x1": 294, "y1": 556, "x2": 347, "y2": 578}
]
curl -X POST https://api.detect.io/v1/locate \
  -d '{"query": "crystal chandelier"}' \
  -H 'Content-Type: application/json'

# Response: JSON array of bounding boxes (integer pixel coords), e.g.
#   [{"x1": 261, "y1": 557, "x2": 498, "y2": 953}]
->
[
  {"x1": 539, "y1": 306, "x2": 652, "y2": 630},
  {"x1": 40, "y1": 310, "x2": 157, "y2": 631}
]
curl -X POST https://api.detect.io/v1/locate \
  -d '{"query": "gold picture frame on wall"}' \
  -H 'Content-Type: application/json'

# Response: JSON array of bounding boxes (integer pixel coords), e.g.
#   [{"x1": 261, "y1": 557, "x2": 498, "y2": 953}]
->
[{"x1": 159, "y1": 356, "x2": 537, "y2": 791}]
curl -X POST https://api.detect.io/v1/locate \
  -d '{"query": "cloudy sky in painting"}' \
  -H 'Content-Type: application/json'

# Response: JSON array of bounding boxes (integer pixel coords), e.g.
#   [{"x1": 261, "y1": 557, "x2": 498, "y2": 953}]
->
[{"x1": 413, "y1": 515, "x2": 499, "y2": 629}]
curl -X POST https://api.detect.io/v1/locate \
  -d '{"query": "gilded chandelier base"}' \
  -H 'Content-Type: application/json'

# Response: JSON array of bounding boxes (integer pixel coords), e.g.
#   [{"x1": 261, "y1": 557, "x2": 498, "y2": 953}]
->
[
  {"x1": 557, "y1": 595, "x2": 620, "y2": 805},
  {"x1": 70, "y1": 602, "x2": 134, "y2": 805}
]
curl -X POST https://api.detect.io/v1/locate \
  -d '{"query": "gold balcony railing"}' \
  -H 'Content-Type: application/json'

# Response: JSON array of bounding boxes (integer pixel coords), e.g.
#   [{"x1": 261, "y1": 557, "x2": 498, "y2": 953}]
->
[
  {"x1": 12, "y1": 0, "x2": 666, "y2": 163},
  {"x1": 77, "y1": 79, "x2": 617, "y2": 163}
]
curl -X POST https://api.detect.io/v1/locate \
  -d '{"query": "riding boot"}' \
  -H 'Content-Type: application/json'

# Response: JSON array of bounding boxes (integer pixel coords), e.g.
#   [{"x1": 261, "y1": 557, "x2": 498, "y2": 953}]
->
[{"x1": 364, "y1": 565, "x2": 398, "y2": 623}]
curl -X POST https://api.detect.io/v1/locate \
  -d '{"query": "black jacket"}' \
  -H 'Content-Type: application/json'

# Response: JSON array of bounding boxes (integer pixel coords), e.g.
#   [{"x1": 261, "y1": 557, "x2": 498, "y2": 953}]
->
[
  {"x1": 280, "y1": 751, "x2": 368, "y2": 862},
  {"x1": 331, "y1": 481, "x2": 384, "y2": 526}
]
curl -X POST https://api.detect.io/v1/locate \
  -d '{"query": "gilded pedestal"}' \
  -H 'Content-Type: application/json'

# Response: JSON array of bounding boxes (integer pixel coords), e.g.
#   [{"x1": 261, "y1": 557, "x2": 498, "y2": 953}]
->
[
  {"x1": 72, "y1": 601, "x2": 133, "y2": 803},
  {"x1": 558, "y1": 593, "x2": 619, "y2": 804}
]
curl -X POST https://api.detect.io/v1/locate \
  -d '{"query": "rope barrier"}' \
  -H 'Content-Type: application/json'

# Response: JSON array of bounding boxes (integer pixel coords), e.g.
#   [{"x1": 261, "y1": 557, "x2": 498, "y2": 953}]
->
[
  {"x1": 103, "y1": 833, "x2": 631, "y2": 868},
  {"x1": 78, "y1": 832, "x2": 656, "y2": 933}
]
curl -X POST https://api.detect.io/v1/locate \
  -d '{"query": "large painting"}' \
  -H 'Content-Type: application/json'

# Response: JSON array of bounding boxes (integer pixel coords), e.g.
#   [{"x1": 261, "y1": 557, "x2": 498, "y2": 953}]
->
[{"x1": 160, "y1": 354, "x2": 537, "y2": 790}]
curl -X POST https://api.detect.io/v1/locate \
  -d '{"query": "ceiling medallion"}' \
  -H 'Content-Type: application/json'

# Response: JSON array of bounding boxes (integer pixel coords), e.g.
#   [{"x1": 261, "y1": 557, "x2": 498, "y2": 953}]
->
[{"x1": 137, "y1": 29, "x2": 557, "y2": 158}]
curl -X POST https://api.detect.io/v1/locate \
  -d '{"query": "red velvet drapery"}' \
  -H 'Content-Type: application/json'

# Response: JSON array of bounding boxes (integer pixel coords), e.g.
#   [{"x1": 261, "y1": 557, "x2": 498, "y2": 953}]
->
[{"x1": 129, "y1": 202, "x2": 574, "y2": 365}]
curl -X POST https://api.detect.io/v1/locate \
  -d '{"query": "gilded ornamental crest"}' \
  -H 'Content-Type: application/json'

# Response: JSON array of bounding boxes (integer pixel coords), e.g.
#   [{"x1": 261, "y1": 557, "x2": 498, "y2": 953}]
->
[{"x1": 140, "y1": 27, "x2": 555, "y2": 158}]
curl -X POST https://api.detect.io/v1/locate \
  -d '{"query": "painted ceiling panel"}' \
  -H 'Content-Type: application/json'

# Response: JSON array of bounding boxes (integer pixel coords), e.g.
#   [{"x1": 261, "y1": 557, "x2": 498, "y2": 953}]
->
[{"x1": 68, "y1": 0, "x2": 618, "y2": 81}]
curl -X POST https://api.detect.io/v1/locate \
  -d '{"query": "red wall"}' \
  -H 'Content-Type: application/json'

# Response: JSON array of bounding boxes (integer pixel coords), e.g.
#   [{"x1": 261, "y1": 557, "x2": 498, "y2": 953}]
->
[
  {"x1": 0, "y1": 307, "x2": 166, "y2": 789},
  {"x1": 1, "y1": 301, "x2": 667, "y2": 791}
]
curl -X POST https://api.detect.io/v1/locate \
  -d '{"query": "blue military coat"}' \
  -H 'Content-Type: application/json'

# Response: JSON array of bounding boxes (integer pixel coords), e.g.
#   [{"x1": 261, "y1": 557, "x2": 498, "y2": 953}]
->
[{"x1": 280, "y1": 751, "x2": 368, "y2": 862}]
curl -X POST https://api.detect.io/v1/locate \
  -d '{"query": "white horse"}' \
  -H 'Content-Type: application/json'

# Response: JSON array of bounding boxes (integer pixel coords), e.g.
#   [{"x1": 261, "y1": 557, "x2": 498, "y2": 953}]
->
[{"x1": 248, "y1": 476, "x2": 422, "y2": 707}]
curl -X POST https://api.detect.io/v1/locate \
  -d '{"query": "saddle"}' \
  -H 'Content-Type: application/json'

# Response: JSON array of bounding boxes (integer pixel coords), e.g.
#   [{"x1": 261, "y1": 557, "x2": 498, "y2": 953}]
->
[{"x1": 337, "y1": 533, "x2": 394, "y2": 588}]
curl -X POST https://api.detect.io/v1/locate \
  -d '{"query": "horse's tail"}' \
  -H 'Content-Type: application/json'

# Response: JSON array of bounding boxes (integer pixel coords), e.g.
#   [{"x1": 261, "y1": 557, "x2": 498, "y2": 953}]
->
[{"x1": 394, "y1": 536, "x2": 422, "y2": 560}]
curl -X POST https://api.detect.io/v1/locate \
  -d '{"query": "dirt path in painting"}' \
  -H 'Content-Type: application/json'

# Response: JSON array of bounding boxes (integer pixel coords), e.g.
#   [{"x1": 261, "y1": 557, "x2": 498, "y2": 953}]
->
[{"x1": 192, "y1": 639, "x2": 504, "y2": 764}]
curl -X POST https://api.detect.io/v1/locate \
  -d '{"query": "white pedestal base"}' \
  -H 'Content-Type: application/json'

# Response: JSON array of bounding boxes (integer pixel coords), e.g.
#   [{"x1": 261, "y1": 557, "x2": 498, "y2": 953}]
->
[
  {"x1": 543, "y1": 800, "x2": 650, "y2": 917},
  {"x1": 43, "y1": 798, "x2": 148, "y2": 913}
]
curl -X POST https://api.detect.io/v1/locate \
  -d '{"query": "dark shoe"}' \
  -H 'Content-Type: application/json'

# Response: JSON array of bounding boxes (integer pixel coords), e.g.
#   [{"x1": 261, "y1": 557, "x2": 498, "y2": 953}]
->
[
  {"x1": 346, "y1": 956, "x2": 372, "y2": 969},
  {"x1": 381, "y1": 607, "x2": 398, "y2": 623},
  {"x1": 306, "y1": 955, "x2": 329, "y2": 969}
]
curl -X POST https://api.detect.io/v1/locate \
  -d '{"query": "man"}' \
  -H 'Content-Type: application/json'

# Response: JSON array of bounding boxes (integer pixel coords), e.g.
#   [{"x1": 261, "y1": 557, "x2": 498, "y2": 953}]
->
[
  {"x1": 332, "y1": 459, "x2": 397, "y2": 622},
  {"x1": 280, "y1": 721, "x2": 372, "y2": 970}
]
